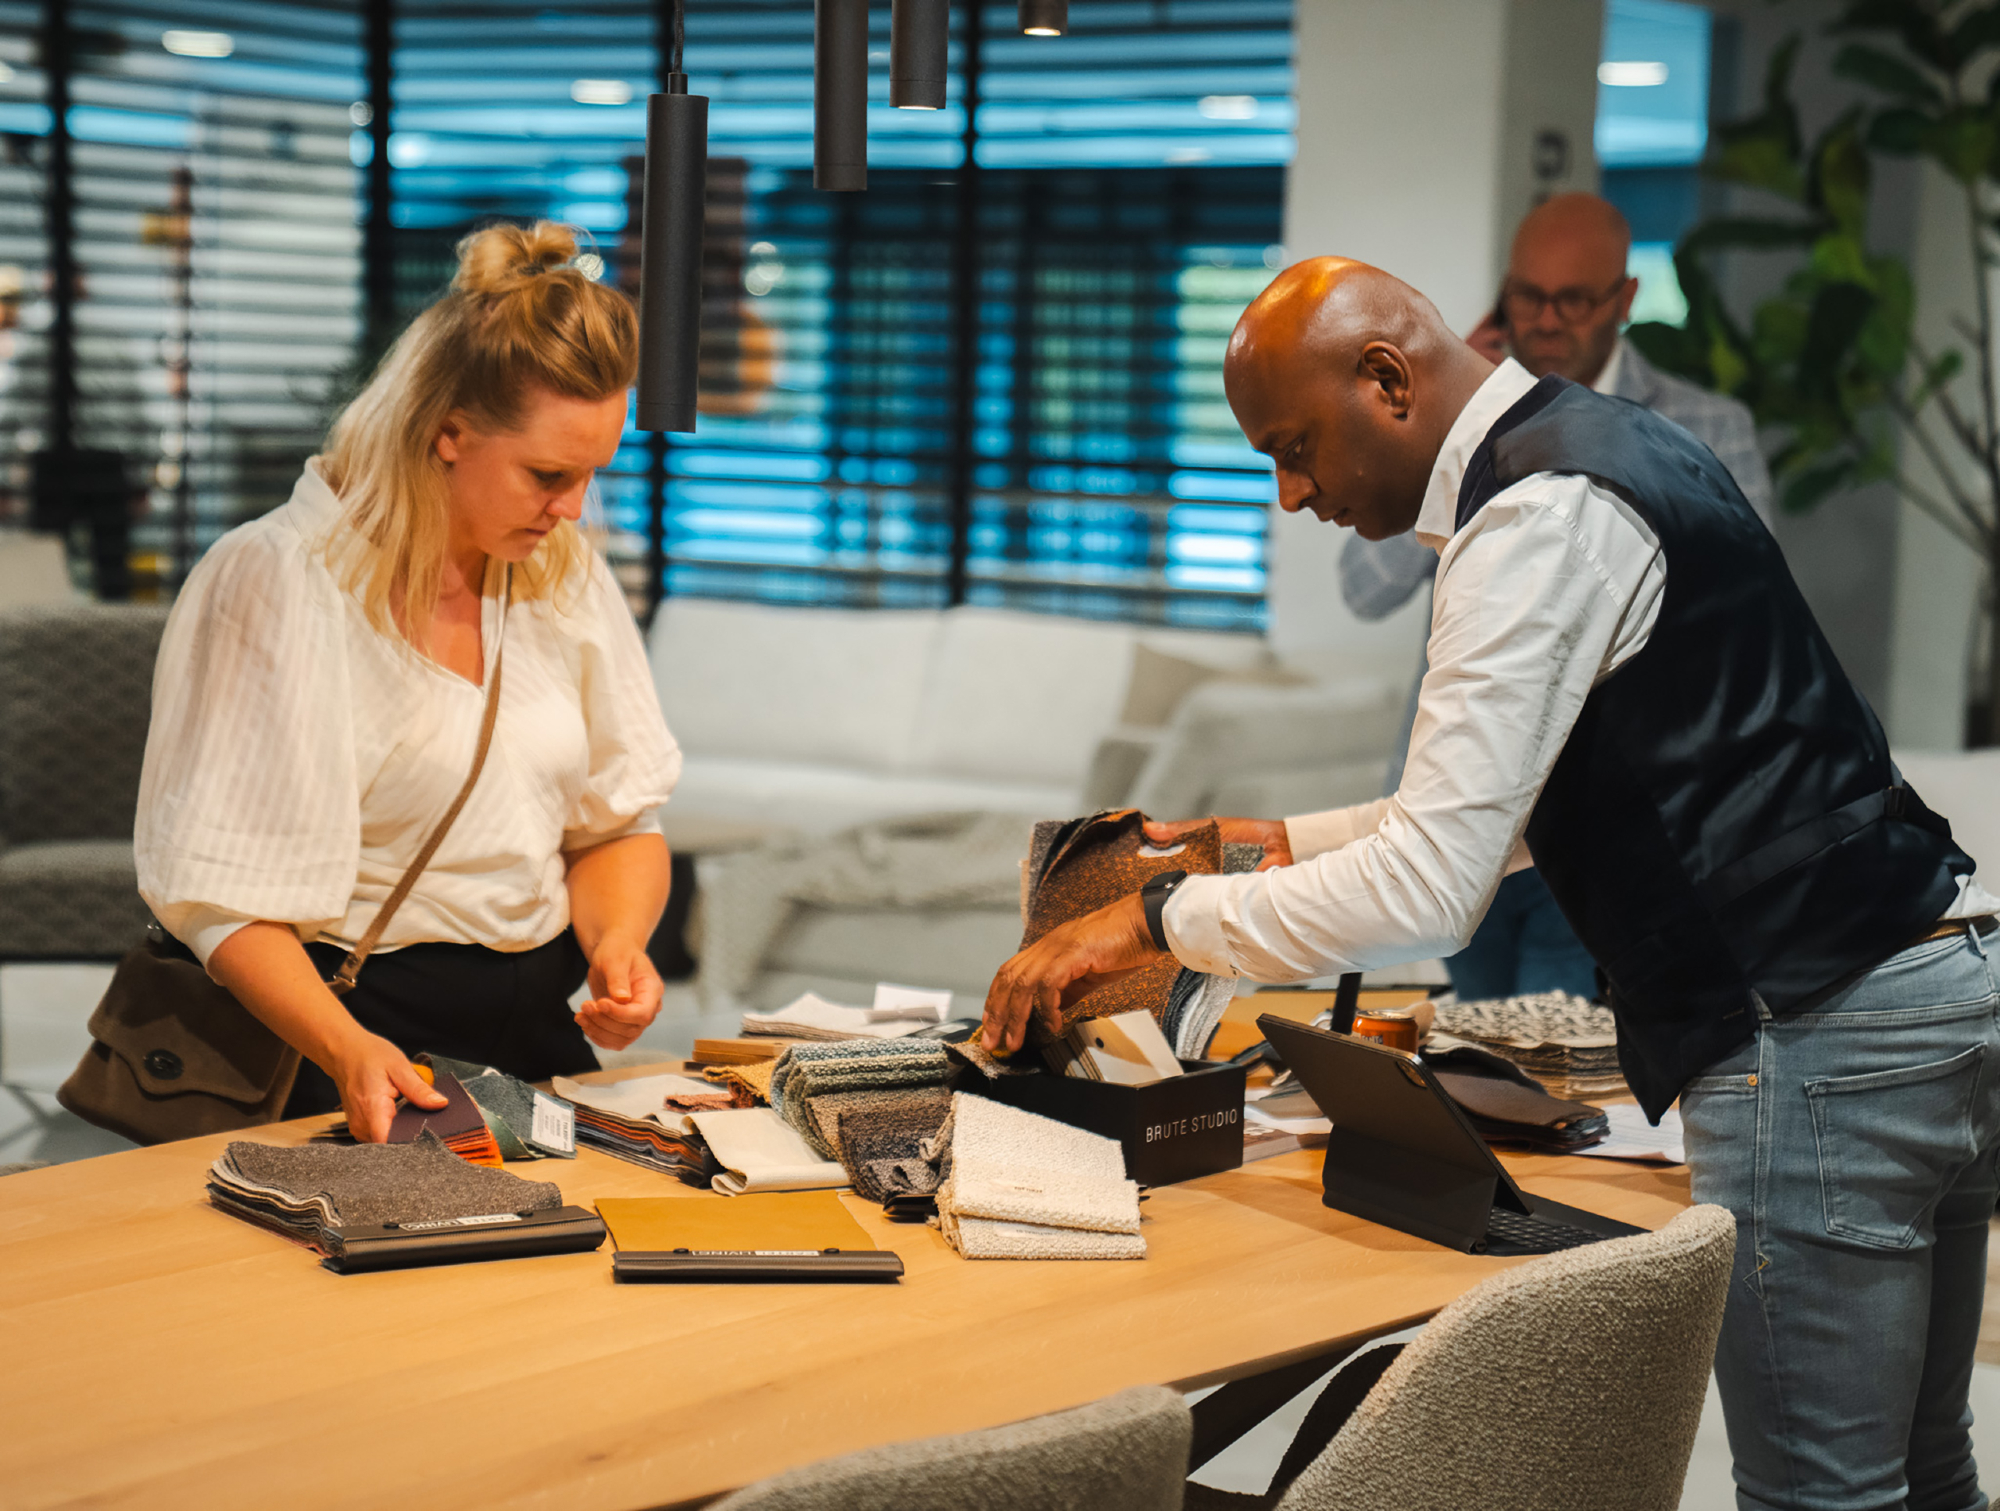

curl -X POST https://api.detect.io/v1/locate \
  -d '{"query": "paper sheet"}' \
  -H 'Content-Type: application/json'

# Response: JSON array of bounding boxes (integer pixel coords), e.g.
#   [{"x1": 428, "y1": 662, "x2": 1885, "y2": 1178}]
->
[
  {"x1": 552, "y1": 1073, "x2": 715, "y2": 1132},
  {"x1": 1569, "y1": 1104, "x2": 1685, "y2": 1164},
  {"x1": 742, "y1": 992, "x2": 931, "y2": 1039},
  {"x1": 868, "y1": 983, "x2": 953, "y2": 1022}
]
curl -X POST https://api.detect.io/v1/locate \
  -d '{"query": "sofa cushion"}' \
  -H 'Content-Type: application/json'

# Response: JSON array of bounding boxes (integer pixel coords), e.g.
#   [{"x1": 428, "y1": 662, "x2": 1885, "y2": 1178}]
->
[
  {"x1": 649, "y1": 598, "x2": 939, "y2": 772},
  {"x1": 908, "y1": 608, "x2": 1137, "y2": 788},
  {"x1": 0, "y1": 838, "x2": 150, "y2": 959},
  {"x1": 666, "y1": 754, "x2": 1079, "y2": 836}
]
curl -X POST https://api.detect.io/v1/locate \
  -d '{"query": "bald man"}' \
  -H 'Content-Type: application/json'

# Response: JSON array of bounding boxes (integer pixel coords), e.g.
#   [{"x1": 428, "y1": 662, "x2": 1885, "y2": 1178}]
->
[
  {"x1": 982, "y1": 259, "x2": 1998, "y2": 1511},
  {"x1": 1345, "y1": 194, "x2": 1773, "y2": 1007}
]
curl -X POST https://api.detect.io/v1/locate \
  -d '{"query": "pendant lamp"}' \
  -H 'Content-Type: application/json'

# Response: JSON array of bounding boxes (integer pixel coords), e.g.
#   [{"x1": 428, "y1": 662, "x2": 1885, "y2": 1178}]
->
[
  {"x1": 1018, "y1": 0, "x2": 1067, "y2": 36},
  {"x1": 815, "y1": 0, "x2": 868, "y2": 189},
  {"x1": 635, "y1": 5, "x2": 708, "y2": 432},
  {"x1": 890, "y1": 0, "x2": 947, "y2": 110}
]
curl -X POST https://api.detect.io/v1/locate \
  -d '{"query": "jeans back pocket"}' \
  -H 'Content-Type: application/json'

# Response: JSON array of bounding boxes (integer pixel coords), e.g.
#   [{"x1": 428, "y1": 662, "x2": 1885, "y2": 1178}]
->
[{"x1": 1807, "y1": 1044, "x2": 1984, "y2": 1250}]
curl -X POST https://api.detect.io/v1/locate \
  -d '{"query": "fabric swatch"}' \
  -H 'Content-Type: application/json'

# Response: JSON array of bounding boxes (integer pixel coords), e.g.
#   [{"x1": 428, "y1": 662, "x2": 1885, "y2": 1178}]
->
[
  {"x1": 769, "y1": 1039, "x2": 953, "y2": 1158},
  {"x1": 210, "y1": 1128, "x2": 562, "y2": 1237},
  {"x1": 828, "y1": 1087, "x2": 955, "y2": 1202},
  {"x1": 931, "y1": 1092, "x2": 1145, "y2": 1261}
]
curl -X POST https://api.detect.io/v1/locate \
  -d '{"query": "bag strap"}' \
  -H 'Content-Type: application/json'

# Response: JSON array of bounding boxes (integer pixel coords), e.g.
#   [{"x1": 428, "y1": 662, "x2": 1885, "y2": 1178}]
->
[{"x1": 326, "y1": 567, "x2": 510, "y2": 997}]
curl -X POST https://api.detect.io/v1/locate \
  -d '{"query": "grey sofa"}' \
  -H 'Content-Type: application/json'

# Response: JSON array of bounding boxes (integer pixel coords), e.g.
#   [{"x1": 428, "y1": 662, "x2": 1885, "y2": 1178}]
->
[{"x1": 0, "y1": 605, "x2": 167, "y2": 960}]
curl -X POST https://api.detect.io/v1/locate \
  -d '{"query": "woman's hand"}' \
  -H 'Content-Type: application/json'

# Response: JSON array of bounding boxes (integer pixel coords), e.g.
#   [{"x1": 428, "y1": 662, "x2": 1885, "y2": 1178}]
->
[
  {"x1": 329, "y1": 1029, "x2": 447, "y2": 1143},
  {"x1": 1143, "y1": 815, "x2": 1294, "y2": 870},
  {"x1": 576, "y1": 934, "x2": 664, "y2": 1050}
]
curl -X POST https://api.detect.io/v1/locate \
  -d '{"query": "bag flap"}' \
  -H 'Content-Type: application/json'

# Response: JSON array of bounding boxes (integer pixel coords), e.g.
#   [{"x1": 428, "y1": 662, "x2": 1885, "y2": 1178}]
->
[{"x1": 88, "y1": 943, "x2": 296, "y2": 1104}]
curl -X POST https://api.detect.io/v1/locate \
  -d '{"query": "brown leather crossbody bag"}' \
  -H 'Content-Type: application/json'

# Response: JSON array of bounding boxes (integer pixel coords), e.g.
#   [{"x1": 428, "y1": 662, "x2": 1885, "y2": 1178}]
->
[{"x1": 59, "y1": 598, "x2": 508, "y2": 1146}]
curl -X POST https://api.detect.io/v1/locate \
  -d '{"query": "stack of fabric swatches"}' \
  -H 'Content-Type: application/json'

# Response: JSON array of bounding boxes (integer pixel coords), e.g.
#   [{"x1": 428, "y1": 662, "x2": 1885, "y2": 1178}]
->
[
  {"x1": 550, "y1": 1073, "x2": 725, "y2": 1186},
  {"x1": 417, "y1": 1054, "x2": 576, "y2": 1161},
  {"x1": 385, "y1": 1070, "x2": 505, "y2": 1167},
  {"x1": 1430, "y1": 992, "x2": 1626, "y2": 1097},
  {"x1": 769, "y1": 1038, "x2": 954, "y2": 1163},
  {"x1": 930, "y1": 1092, "x2": 1146, "y2": 1260},
  {"x1": 206, "y1": 1129, "x2": 594, "y2": 1271}
]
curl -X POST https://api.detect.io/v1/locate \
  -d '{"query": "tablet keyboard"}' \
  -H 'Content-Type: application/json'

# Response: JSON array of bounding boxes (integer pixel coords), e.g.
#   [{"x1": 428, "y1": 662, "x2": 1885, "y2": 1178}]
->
[{"x1": 1483, "y1": 1207, "x2": 1608, "y2": 1254}]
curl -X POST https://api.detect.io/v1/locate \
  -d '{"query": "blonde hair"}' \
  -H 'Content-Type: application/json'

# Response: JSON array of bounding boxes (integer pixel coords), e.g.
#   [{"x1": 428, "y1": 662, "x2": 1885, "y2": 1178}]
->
[{"x1": 320, "y1": 220, "x2": 638, "y2": 650}]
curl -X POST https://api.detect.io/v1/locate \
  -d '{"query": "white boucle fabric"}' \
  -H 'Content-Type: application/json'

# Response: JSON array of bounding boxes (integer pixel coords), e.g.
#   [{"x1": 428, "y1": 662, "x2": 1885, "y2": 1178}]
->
[
  {"x1": 934, "y1": 1093, "x2": 1146, "y2": 1260},
  {"x1": 1186, "y1": 1204, "x2": 1736, "y2": 1511}
]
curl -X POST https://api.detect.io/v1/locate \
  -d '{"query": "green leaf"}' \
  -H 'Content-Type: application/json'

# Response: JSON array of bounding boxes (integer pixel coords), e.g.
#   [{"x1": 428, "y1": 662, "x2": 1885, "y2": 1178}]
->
[
  {"x1": 1811, "y1": 112, "x2": 1873, "y2": 233},
  {"x1": 1869, "y1": 106, "x2": 1935, "y2": 154},
  {"x1": 1831, "y1": 0, "x2": 1953, "y2": 71},
  {"x1": 1948, "y1": 3, "x2": 2000, "y2": 67},
  {"x1": 1809, "y1": 232, "x2": 1874, "y2": 286},
  {"x1": 1705, "y1": 35, "x2": 1806, "y2": 198},
  {"x1": 1832, "y1": 41, "x2": 1944, "y2": 103},
  {"x1": 1854, "y1": 255, "x2": 1913, "y2": 376},
  {"x1": 1910, "y1": 345, "x2": 1965, "y2": 408},
  {"x1": 1781, "y1": 458, "x2": 1857, "y2": 514},
  {"x1": 1625, "y1": 321, "x2": 1709, "y2": 384},
  {"x1": 1930, "y1": 106, "x2": 1997, "y2": 182},
  {"x1": 1800, "y1": 281, "x2": 1878, "y2": 401}
]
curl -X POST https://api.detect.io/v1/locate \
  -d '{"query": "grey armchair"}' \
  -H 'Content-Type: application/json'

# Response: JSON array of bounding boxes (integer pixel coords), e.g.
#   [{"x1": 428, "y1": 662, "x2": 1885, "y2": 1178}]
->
[
  {"x1": 0, "y1": 604, "x2": 167, "y2": 960},
  {"x1": 707, "y1": 1384, "x2": 1192, "y2": 1511},
  {"x1": 1188, "y1": 1204, "x2": 1737, "y2": 1511}
]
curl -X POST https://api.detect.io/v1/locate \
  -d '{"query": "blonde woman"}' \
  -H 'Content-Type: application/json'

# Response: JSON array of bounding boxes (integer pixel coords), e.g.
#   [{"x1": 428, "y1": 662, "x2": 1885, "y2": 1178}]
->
[{"x1": 135, "y1": 222, "x2": 681, "y2": 1142}]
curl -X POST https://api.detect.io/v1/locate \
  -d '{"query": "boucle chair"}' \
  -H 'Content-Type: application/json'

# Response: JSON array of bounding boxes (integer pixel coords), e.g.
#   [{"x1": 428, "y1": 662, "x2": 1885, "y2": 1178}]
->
[
  {"x1": 707, "y1": 1384, "x2": 1191, "y2": 1511},
  {"x1": 1189, "y1": 1203, "x2": 1735, "y2": 1511},
  {"x1": 0, "y1": 605, "x2": 166, "y2": 962}
]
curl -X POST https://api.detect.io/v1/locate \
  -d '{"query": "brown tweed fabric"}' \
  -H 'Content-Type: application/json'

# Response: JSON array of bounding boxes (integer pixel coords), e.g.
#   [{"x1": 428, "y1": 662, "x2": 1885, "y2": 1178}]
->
[
  {"x1": 1023, "y1": 808, "x2": 1222, "y2": 1039},
  {"x1": 829, "y1": 1087, "x2": 955, "y2": 1201}
]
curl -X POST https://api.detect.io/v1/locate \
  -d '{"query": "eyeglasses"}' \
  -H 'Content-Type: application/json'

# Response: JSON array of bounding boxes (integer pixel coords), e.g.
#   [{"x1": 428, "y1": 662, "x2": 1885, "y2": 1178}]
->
[{"x1": 1500, "y1": 277, "x2": 1631, "y2": 327}]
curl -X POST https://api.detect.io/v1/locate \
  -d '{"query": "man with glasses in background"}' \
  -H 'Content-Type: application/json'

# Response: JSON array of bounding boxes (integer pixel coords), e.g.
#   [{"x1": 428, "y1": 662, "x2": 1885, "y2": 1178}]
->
[{"x1": 1341, "y1": 192, "x2": 1770, "y2": 1007}]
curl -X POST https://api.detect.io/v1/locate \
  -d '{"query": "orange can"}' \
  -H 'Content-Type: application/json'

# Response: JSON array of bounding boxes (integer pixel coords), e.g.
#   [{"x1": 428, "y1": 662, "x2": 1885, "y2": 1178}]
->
[{"x1": 1352, "y1": 1007, "x2": 1420, "y2": 1053}]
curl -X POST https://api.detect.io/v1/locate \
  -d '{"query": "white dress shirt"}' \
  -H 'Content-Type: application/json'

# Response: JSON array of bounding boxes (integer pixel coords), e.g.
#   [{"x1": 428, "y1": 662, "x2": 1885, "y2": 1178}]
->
[
  {"x1": 1165, "y1": 360, "x2": 1991, "y2": 981},
  {"x1": 136, "y1": 460, "x2": 683, "y2": 968}
]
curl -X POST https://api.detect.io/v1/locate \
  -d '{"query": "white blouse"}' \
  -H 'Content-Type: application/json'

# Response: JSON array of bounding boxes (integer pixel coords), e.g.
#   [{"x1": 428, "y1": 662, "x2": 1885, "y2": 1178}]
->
[{"x1": 136, "y1": 460, "x2": 682, "y2": 968}]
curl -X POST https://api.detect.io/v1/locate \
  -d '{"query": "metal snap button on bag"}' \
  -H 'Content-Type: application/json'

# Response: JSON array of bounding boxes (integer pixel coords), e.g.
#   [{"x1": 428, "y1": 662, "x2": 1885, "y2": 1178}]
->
[{"x1": 143, "y1": 1049, "x2": 185, "y2": 1081}]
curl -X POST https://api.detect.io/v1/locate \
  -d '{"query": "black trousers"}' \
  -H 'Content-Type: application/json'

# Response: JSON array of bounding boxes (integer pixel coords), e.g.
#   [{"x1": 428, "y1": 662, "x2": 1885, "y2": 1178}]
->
[{"x1": 283, "y1": 931, "x2": 598, "y2": 1118}]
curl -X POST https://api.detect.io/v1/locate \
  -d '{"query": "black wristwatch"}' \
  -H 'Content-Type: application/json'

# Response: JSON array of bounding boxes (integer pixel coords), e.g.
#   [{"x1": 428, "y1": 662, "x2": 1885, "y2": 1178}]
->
[{"x1": 1140, "y1": 869, "x2": 1190, "y2": 952}]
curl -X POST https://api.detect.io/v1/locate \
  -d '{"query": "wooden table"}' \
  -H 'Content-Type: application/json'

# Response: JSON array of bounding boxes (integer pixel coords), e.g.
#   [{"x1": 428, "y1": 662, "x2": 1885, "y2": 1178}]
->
[{"x1": 0, "y1": 1076, "x2": 1688, "y2": 1511}]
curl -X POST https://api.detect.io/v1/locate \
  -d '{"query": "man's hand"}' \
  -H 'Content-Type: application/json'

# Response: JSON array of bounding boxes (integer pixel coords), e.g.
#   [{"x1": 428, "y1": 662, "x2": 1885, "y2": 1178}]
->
[
  {"x1": 576, "y1": 933, "x2": 665, "y2": 1051},
  {"x1": 1142, "y1": 815, "x2": 1293, "y2": 871},
  {"x1": 330, "y1": 1030, "x2": 446, "y2": 1143},
  {"x1": 981, "y1": 894, "x2": 1161, "y2": 1055}
]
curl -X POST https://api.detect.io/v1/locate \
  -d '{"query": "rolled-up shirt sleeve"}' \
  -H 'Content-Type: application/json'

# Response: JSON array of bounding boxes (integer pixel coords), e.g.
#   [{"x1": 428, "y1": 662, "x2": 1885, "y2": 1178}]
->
[
  {"x1": 559, "y1": 556, "x2": 683, "y2": 852},
  {"x1": 135, "y1": 528, "x2": 360, "y2": 966},
  {"x1": 1163, "y1": 476, "x2": 1662, "y2": 981}
]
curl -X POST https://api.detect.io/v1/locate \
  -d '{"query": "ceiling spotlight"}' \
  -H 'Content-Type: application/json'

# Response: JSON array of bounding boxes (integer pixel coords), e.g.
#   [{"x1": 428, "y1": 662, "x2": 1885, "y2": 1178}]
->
[
  {"x1": 572, "y1": 78, "x2": 634, "y2": 106},
  {"x1": 1597, "y1": 60, "x2": 1668, "y2": 87},
  {"x1": 162, "y1": 30, "x2": 233, "y2": 58},
  {"x1": 1018, "y1": 0, "x2": 1067, "y2": 36},
  {"x1": 815, "y1": 0, "x2": 868, "y2": 190},
  {"x1": 891, "y1": 0, "x2": 947, "y2": 111}
]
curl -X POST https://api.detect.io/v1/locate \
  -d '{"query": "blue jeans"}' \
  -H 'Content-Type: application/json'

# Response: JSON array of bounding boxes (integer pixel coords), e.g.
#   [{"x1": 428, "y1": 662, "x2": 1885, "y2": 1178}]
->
[
  {"x1": 1682, "y1": 928, "x2": 2000, "y2": 1511},
  {"x1": 1447, "y1": 868, "x2": 1599, "y2": 1000}
]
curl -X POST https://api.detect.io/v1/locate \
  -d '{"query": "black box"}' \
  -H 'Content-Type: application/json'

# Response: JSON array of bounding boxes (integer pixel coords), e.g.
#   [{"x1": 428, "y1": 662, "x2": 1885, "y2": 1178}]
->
[{"x1": 960, "y1": 1059, "x2": 1246, "y2": 1187}]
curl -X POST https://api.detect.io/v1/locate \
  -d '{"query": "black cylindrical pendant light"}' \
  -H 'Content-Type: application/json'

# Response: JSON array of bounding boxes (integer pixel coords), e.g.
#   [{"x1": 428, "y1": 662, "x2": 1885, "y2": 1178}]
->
[
  {"x1": 814, "y1": 0, "x2": 868, "y2": 189},
  {"x1": 635, "y1": 78, "x2": 708, "y2": 432},
  {"x1": 1018, "y1": 0, "x2": 1067, "y2": 36},
  {"x1": 890, "y1": 0, "x2": 947, "y2": 109}
]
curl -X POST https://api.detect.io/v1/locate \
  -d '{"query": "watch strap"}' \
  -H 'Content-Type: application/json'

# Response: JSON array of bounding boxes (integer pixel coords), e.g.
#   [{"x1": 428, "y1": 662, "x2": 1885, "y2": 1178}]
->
[{"x1": 1141, "y1": 869, "x2": 1189, "y2": 953}]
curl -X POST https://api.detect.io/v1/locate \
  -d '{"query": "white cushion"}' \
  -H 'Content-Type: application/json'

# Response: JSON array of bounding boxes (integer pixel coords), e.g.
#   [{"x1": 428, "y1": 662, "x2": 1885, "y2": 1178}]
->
[
  {"x1": 649, "y1": 599, "x2": 939, "y2": 772},
  {"x1": 909, "y1": 608, "x2": 1138, "y2": 788},
  {"x1": 665, "y1": 753, "x2": 1078, "y2": 836}
]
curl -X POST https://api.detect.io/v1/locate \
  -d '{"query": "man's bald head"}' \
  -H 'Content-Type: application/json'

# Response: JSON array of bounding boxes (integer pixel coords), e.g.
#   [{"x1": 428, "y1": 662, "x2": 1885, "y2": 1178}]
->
[
  {"x1": 1502, "y1": 193, "x2": 1637, "y2": 384},
  {"x1": 1225, "y1": 257, "x2": 1496, "y2": 540}
]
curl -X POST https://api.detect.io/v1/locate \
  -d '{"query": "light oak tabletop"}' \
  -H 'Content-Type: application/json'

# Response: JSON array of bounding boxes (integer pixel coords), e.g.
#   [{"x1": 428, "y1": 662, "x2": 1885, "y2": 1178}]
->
[{"x1": 0, "y1": 1067, "x2": 1689, "y2": 1511}]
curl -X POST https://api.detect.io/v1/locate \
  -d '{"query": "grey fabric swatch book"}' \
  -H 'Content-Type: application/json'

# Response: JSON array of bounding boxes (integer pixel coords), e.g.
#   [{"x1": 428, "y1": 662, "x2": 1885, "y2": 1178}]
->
[{"x1": 207, "y1": 1130, "x2": 605, "y2": 1274}]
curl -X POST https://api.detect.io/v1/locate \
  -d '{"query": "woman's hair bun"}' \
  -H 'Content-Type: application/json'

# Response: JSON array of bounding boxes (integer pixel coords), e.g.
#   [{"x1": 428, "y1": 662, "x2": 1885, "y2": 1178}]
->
[{"x1": 452, "y1": 220, "x2": 583, "y2": 296}]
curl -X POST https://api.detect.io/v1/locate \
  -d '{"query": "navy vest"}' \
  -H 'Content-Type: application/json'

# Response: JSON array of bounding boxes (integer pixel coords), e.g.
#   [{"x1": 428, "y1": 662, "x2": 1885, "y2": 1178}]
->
[{"x1": 1457, "y1": 376, "x2": 1973, "y2": 1119}]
